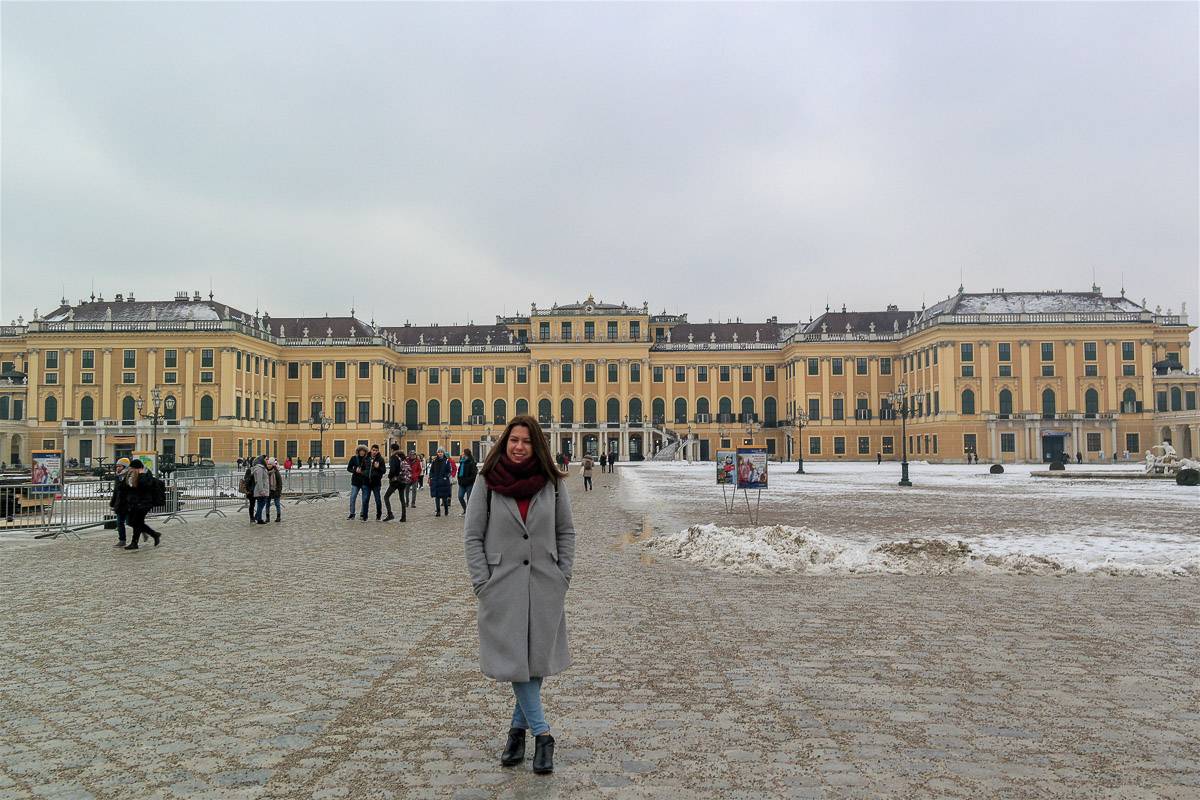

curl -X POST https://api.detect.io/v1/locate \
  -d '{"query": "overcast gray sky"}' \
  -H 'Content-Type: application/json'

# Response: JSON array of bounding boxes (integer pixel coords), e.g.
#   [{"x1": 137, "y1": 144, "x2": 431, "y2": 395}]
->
[{"x1": 2, "y1": 2, "x2": 1197, "y2": 336}]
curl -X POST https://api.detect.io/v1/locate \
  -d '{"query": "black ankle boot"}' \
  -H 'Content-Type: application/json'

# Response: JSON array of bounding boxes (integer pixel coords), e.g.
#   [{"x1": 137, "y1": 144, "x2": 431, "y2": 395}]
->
[
  {"x1": 500, "y1": 728, "x2": 526, "y2": 767},
  {"x1": 532, "y1": 733, "x2": 554, "y2": 774}
]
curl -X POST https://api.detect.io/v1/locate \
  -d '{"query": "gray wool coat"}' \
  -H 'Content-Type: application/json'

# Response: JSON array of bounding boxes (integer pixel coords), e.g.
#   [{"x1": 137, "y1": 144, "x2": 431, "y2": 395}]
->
[{"x1": 464, "y1": 477, "x2": 576, "y2": 682}]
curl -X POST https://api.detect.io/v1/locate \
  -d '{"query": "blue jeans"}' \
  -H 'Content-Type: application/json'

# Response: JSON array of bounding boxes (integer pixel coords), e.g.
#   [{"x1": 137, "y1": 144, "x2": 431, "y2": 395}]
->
[
  {"x1": 114, "y1": 511, "x2": 127, "y2": 542},
  {"x1": 349, "y1": 485, "x2": 369, "y2": 517},
  {"x1": 458, "y1": 482, "x2": 473, "y2": 511},
  {"x1": 266, "y1": 496, "x2": 282, "y2": 520},
  {"x1": 254, "y1": 496, "x2": 269, "y2": 522},
  {"x1": 511, "y1": 677, "x2": 548, "y2": 736}
]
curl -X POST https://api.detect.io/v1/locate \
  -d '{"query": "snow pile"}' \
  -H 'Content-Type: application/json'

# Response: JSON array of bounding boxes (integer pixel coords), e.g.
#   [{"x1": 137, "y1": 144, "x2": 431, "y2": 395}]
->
[{"x1": 645, "y1": 524, "x2": 1200, "y2": 577}]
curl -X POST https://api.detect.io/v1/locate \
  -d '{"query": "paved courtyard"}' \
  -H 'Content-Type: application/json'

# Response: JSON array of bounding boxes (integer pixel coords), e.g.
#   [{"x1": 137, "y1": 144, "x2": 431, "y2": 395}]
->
[{"x1": 1, "y1": 467, "x2": 1197, "y2": 799}]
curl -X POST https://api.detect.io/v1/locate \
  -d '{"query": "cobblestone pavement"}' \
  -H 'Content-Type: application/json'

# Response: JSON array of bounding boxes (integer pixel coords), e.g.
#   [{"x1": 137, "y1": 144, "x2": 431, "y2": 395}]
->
[{"x1": 1, "y1": 468, "x2": 1197, "y2": 800}]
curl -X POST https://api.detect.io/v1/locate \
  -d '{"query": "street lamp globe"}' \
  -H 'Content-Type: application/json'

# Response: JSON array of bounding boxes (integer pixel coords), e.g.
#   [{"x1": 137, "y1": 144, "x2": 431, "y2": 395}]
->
[{"x1": 164, "y1": 396, "x2": 176, "y2": 411}]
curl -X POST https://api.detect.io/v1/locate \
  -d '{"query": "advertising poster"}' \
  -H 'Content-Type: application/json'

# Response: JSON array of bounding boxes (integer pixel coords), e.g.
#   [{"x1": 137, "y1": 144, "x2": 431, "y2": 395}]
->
[
  {"x1": 716, "y1": 450, "x2": 737, "y2": 485},
  {"x1": 735, "y1": 447, "x2": 768, "y2": 490},
  {"x1": 30, "y1": 450, "x2": 63, "y2": 495},
  {"x1": 134, "y1": 451, "x2": 157, "y2": 476}
]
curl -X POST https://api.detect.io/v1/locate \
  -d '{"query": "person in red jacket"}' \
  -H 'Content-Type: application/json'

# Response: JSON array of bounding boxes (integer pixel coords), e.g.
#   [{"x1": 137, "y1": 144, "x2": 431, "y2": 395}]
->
[{"x1": 405, "y1": 451, "x2": 422, "y2": 509}]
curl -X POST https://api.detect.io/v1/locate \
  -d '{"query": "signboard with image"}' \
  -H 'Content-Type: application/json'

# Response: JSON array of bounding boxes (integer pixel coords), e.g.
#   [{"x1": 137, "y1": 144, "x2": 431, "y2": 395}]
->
[
  {"x1": 30, "y1": 450, "x2": 63, "y2": 493},
  {"x1": 716, "y1": 450, "x2": 737, "y2": 485},
  {"x1": 735, "y1": 446, "x2": 768, "y2": 490}
]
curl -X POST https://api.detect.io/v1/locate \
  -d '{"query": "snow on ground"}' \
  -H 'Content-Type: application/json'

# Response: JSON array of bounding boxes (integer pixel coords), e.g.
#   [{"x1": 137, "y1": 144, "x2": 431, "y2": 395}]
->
[{"x1": 619, "y1": 461, "x2": 1200, "y2": 577}]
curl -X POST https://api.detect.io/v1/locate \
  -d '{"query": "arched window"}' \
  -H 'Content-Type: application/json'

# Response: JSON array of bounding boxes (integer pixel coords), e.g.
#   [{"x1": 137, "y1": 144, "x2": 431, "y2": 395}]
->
[
  {"x1": 1041, "y1": 388, "x2": 1056, "y2": 419},
  {"x1": 405, "y1": 399, "x2": 418, "y2": 428},
  {"x1": 427, "y1": 399, "x2": 440, "y2": 425},
  {"x1": 606, "y1": 397, "x2": 620, "y2": 424},
  {"x1": 122, "y1": 396, "x2": 136, "y2": 424},
  {"x1": 560, "y1": 398, "x2": 574, "y2": 423},
  {"x1": 1084, "y1": 388, "x2": 1099, "y2": 416},
  {"x1": 696, "y1": 397, "x2": 710, "y2": 417},
  {"x1": 1171, "y1": 387, "x2": 1183, "y2": 411},
  {"x1": 471, "y1": 399, "x2": 485, "y2": 420},
  {"x1": 764, "y1": 396, "x2": 777, "y2": 426},
  {"x1": 651, "y1": 398, "x2": 665, "y2": 423},
  {"x1": 628, "y1": 397, "x2": 642, "y2": 422},
  {"x1": 583, "y1": 398, "x2": 597, "y2": 424},
  {"x1": 674, "y1": 397, "x2": 687, "y2": 424},
  {"x1": 200, "y1": 395, "x2": 215, "y2": 421},
  {"x1": 998, "y1": 389, "x2": 1013, "y2": 416},
  {"x1": 961, "y1": 389, "x2": 976, "y2": 416},
  {"x1": 718, "y1": 397, "x2": 732, "y2": 418},
  {"x1": 1122, "y1": 387, "x2": 1137, "y2": 413},
  {"x1": 449, "y1": 399, "x2": 462, "y2": 425},
  {"x1": 515, "y1": 398, "x2": 528, "y2": 417},
  {"x1": 164, "y1": 395, "x2": 177, "y2": 421},
  {"x1": 537, "y1": 398, "x2": 551, "y2": 422},
  {"x1": 44, "y1": 395, "x2": 58, "y2": 423},
  {"x1": 493, "y1": 399, "x2": 506, "y2": 425},
  {"x1": 80, "y1": 396, "x2": 95, "y2": 422},
  {"x1": 741, "y1": 396, "x2": 755, "y2": 420},
  {"x1": 0, "y1": 396, "x2": 9, "y2": 420}
]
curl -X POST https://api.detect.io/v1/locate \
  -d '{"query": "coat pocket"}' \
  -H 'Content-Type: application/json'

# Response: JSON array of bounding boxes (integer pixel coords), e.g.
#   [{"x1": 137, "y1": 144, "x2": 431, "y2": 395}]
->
[{"x1": 485, "y1": 552, "x2": 501, "y2": 579}]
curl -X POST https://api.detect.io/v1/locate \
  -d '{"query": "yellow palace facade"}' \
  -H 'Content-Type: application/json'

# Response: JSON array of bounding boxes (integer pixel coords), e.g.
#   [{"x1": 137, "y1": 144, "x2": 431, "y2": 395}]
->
[{"x1": 0, "y1": 287, "x2": 1196, "y2": 467}]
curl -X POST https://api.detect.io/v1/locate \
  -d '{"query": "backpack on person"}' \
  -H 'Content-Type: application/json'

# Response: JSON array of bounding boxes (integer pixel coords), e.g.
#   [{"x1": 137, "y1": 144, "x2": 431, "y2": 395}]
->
[{"x1": 151, "y1": 475, "x2": 167, "y2": 507}]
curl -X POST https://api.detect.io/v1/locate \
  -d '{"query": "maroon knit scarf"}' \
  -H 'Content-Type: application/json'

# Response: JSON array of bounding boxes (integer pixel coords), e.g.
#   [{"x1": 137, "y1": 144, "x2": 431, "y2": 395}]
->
[{"x1": 486, "y1": 453, "x2": 548, "y2": 499}]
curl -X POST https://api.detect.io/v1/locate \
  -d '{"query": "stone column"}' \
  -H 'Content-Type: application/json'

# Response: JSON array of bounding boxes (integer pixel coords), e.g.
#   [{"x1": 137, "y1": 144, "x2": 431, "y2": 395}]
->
[
  {"x1": 1065, "y1": 340, "x2": 1077, "y2": 412},
  {"x1": 184, "y1": 349, "x2": 195, "y2": 419},
  {"x1": 1104, "y1": 340, "x2": 1117, "y2": 411},
  {"x1": 979, "y1": 341, "x2": 991, "y2": 413},
  {"x1": 1139, "y1": 339, "x2": 1154, "y2": 412},
  {"x1": 348, "y1": 359, "x2": 358, "y2": 427},
  {"x1": 27, "y1": 349, "x2": 40, "y2": 423},
  {"x1": 1019, "y1": 341, "x2": 1032, "y2": 413},
  {"x1": 63, "y1": 349, "x2": 75, "y2": 417},
  {"x1": 101, "y1": 348, "x2": 113, "y2": 419},
  {"x1": 220, "y1": 349, "x2": 236, "y2": 418}
]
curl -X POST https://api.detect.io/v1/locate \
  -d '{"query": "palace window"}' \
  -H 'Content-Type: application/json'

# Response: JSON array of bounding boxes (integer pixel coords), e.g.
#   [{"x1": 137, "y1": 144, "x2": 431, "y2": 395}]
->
[
  {"x1": 123, "y1": 372, "x2": 136, "y2": 384},
  {"x1": 855, "y1": 358, "x2": 867, "y2": 376},
  {"x1": 1122, "y1": 364, "x2": 1135, "y2": 376},
  {"x1": 997, "y1": 342, "x2": 1011, "y2": 362},
  {"x1": 1084, "y1": 342, "x2": 1097, "y2": 361},
  {"x1": 831, "y1": 358, "x2": 843, "y2": 376},
  {"x1": 123, "y1": 349, "x2": 136, "y2": 369},
  {"x1": 833, "y1": 436, "x2": 845, "y2": 455},
  {"x1": 608, "y1": 363, "x2": 618, "y2": 382},
  {"x1": 1084, "y1": 364, "x2": 1098, "y2": 377},
  {"x1": 287, "y1": 402, "x2": 299, "y2": 424},
  {"x1": 473, "y1": 367, "x2": 484, "y2": 384},
  {"x1": 200, "y1": 371, "x2": 214, "y2": 383},
  {"x1": 858, "y1": 436, "x2": 870, "y2": 455},
  {"x1": 358, "y1": 401, "x2": 370, "y2": 424},
  {"x1": 406, "y1": 368, "x2": 417, "y2": 384},
  {"x1": 882, "y1": 436, "x2": 894, "y2": 454},
  {"x1": 1001, "y1": 433, "x2": 1016, "y2": 453},
  {"x1": 1087, "y1": 433, "x2": 1102, "y2": 452},
  {"x1": 630, "y1": 321, "x2": 641, "y2": 340},
  {"x1": 1125, "y1": 433, "x2": 1139, "y2": 453},
  {"x1": 561, "y1": 363, "x2": 572, "y2": 382},
  {"x1": 630, "y1": 362, "x2": 641, "y2": 382},
  {"x1": 879, "y1": 357, "x2": 892, "y2": 375},
  {"x1": 1041, "y1": 365, "x2": 1055, "y2": 377},
  {"x1": 808, "y1": 398, "x2": 821, "y2": 420},
  {"x1": 832, "y1": 398, "x2": 844, "y2": 420},
  {"x1": 765, "y1": 366, "x2": 775, "y2": 381},
  {"x1": 1040, "y1": 342, "x2": 1054, "y2": 361},
  {"x1": 311, "y1": 361, "x2": 323, "y2": 379},
  {"x1": 451, "y1": 367, "x2": 461, "y2": 384},
  {"x1": 289, "y1": 362, "x2": 300, "y2": 379},
  {"x1": 608, "y1": 321, "x2": 618, "y2": 340},
  {"x1": 81, "y1": 350, "x2": 95, "y2": 370},
  {"x1": 809, "y1": 436, "x2": 821, "y2": 455},
  {"x1": 428, "y1": 367, "x2": 439, "y2": 384},
  {"x1": 585, "y1": 364, "x2": 596, "y2": 383},
  {"x1": 719, "y1": 365, "x2": 730, "y2": 382},
  {"x1": 960, "y1": 343, "x2": 973, "y2": 362},
  {"x1": 675, "y1": 366, "x2": 686, "y2": 383},
  {"x1": 961, "y1": 364, "x2": 974, "y2": 377},
  {"x1": 163, "y1": 372, "x2": 177, "y2": 384},
  {"x1": 359, "y1": 361, "x2": 370, "y2": 379},
  {"x1": 562, "y1": 322, "x2": 573, "y2": 340},
  {"x1": 1121, "y1": 341, "x2": 1135, "y2": 360},
  {"x1": 999, "y1": 364, "x2": 1012, "y2": 377},
  {"x1": 808, "y1": 358, "x2": 819, "y2": 376},
  {"x1": 698, "y1": 366, "x2": 708, "y2": 382},
  {"x1": 81, "y1": 373, "x2": 94, "y2": 384},
  {"x1": 742, "y1": 366, "x2": 753, "y2": 382},
  {"x1": 495, "y1": 367, "x2": 506, "y2": 384},
  {"x1": 653, "y1": 366, "x2": 664, "y2": 383},
  {"x1": 584, "y1": 321, "x2": 595, "y2": 340},
  {"x1": 44, "y1": 372, "x2": 58, "y2": 385},
  {"x1": 516, "y1": 367, "x2": 527, "y2": 384}
]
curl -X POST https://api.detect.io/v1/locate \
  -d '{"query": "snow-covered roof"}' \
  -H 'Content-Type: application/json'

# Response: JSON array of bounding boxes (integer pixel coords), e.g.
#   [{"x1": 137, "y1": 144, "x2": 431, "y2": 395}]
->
[
  {"x1": 951, "y1": 292, "x2": 1143, "y2": 315},
  {"x1": 42, "y1": 299, "x2": 252, "y2": 323}
]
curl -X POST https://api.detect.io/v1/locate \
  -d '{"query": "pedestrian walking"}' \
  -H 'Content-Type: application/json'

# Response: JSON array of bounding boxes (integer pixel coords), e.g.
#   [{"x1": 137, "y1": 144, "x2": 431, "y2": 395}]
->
[
  {"x1": 383, "y1": 443, "x2": 409, "y2": 522},
  {"x1": 368, "y1": 444, "x2": 386, "y2": 520},
  {"x1": 284, "y1": 456, "x2": 292, "y2": 473},
  {"x1": 417, "y1": 454, "x2": 426, "y2": 490},
  {"x1": 876, "y1": 452, "x2": 882, "y2": 465},
  {"x1": 265, "y1": 457, "x2": 283, "y2": 522},
  {"x1": 464, "y1": 414, "x2": 574, "y2": 775},
  {"x1": 346, "y1": 446, "x2": 372, "y2": 520},
  {"x1": 405, "y1": 451, "x2": 421, "y2": 508},
  {"x1": 122, "y1": 459, "x2": 163, "y2": 550},
  {"x1": 251, "y1": 456, "x2": 271, "y2": 524},
  {"x1": 109, "y1": 457, "x2": 131, "y2": 547},
  {"x1": 581, "y1": 455, "x2": 593, "y2": 491},
  {"x1": 430, "y1": 448, "x2": 453, "y2": 516},
  {"x1": 607, "y1": 452, "x2": 617, "y2": 473},
  {"x1": 599, "y1": 452, "x2": 607, "y2": 472},
  {"x1": 457, "y1": 450, "x2": 478, "y2": 514}
]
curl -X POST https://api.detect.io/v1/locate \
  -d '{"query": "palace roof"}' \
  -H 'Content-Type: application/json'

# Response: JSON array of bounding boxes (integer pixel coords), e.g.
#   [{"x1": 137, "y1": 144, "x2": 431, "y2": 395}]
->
[
  {"x1": 42, "y1": 296, "x2": 253, "y2": 323},
  {"x1": 381, "y1": 323, "x2": 514, "y2": 346},
  {"x1": 922, "y1": 291, "x2": 1144, "y2": 318},
  {"x1": 663, "y1": 321, "x2": 786, "y2": 344},
  {"x1": 800, "y1": 310, "x2": 916, "y2": 336}
]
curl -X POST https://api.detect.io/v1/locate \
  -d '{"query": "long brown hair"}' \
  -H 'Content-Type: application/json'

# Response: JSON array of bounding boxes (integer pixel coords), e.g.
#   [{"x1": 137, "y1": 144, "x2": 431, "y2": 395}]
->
[{"x1": 480, "y1": 415, "x2": 565, "y2": 485}]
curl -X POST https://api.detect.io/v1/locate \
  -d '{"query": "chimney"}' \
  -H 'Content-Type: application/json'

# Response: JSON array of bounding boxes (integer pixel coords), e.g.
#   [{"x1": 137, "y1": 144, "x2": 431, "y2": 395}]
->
[
  {"x1": 193, "y1": 291, "x2": 202, "y2": 301},
  {"x1": 175, "y1": 291, "x2": 189, "y2": 302},
  {"x1": 886, "y1": 304, "x2": 898, "y2": 312},
  {"x1": 114, "y1": 293, "x2": 124, "y2": 302}
]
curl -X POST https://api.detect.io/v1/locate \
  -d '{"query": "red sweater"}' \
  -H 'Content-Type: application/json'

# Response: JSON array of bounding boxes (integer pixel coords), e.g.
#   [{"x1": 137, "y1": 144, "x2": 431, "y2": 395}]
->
[{"x1": 517, "y1": 498, "x2": 530, "y2": 521}]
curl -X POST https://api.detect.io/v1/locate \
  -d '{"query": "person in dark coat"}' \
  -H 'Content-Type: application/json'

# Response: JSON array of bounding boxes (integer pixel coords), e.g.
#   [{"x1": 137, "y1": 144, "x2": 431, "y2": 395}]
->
[
  {"x1": 599, "y1": 452, "x2": 607, "y2": 472},
  {"x1": 109, "y1": 457, "x2": 131, "y2": 547},
  {"x1": 367, "y1": 444, "x2": 386, "y2": 520},
  {"x1": 243, "y1": 462, "x2": 256, "y2": 522},
  {"x1": 429, "y1": 449, "x2": 452, "y2": 516},
  {"x1": 457, "y1": 450, "x2": 478, "y2": 514},
  {"x1": 405, "y1": 451, "x2": 421, "y2": 509},
  {"x1": 383, "y1": 443, "x2": 409, "y2": 522},
  {"x1": 464, "y1": 414, "x2": 574, "y2": 775},
  {"x1": 265, "y1": 457, "x2": 283, "y2": 523},
  {"x1": 346, "y1": 446, "x2": 371, "y2": 520},
  {"x1": 122, "y1": 459, "x2": 162, "y2": 550}
]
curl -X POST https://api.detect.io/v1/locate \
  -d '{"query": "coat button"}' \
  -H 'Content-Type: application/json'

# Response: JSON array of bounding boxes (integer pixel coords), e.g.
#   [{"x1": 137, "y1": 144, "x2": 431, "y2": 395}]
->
[
  {"x1": 523, "y1": 534, "x2": 529, "y2": 539},
  {"x1": 523, "y1": 559, "x2": 529, "y2": 565}
]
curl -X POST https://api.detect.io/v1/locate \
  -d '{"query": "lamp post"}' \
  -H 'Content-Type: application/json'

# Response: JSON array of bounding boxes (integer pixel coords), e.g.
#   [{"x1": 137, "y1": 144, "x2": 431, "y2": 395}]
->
[
  {"x1": 441, "y1": 423, "x2": 452, "y2": 455},
  {"x1": 888, "y1": 382, "x2": 925, "y2": 487},
  {"x1": 310, "y1": 410, "x2": 332, "y2": 469},
  {"x1": 792, "y1": 411, "x2": 810, "y2": 473},
  {"x1": 685, "y1": 423, "x2": 694, "y2": 463},
  {"x1": 136, "y1": 387, "x2": 176, "y2": 457}
]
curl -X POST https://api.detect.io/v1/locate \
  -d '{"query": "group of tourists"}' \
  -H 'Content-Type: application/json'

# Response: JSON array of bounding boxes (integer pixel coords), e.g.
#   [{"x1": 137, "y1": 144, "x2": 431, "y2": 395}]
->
[
  {"x1": 241, "y1": 455, "x2": 284, "y2": 524},
  {"x1": 346, "y1": 445, "x2": 480, "y2": 521},
  {"x1": 235, "y1": 455, "x2": 331, "y2": 471},
  {"x1": 108, "y1": 457, "x2": 166, "y2": 550}
]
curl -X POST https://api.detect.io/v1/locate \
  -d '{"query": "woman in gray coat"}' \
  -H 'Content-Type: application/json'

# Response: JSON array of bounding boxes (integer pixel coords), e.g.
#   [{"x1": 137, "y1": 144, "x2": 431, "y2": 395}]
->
[{"x1": 464, "y1": 414, "x2": 574, "y2": 775}]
